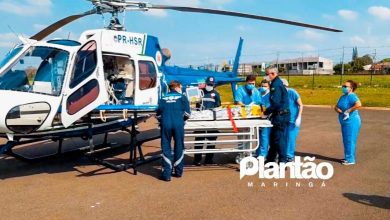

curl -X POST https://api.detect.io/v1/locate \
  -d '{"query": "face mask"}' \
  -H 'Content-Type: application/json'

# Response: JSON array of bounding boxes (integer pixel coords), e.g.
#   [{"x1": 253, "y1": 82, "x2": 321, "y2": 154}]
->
[
  {"x1": 342, "y1": 87, "x2": 349, "y2": 94},
  {"x1": 258, "y1": 87, "x2": 265, "y2": 93},
  {"x1": 205, "y1": 85, "x2": 213, "y2": 92},
  {"x1": 246, "y1": 84, "x2": 255, "y2": 90},
  {"x1": 264, "y1": 75, "x2": 271, "y2": 81},
  {"x1": 259, "y1": 87, "x2": 268, "y2": 94}
]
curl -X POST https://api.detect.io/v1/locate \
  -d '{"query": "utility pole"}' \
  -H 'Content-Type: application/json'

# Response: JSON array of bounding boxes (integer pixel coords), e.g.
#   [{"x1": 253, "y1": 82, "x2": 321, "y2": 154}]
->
[
  {"x1": 340, "y1": 46, "x2": 345, "y2": 85},
  {"x1": 371, "y1": 49, "x2": 376, "y2": 86},
  {"x1": 313, "y1": 51, "x2": 319, "y2": 89},
  {"x1": 276, "y1": 51, "x2": 279, "y2": 71},
  {"x1": 301, "y1": 52, "x2": 304, "y2": 74}
]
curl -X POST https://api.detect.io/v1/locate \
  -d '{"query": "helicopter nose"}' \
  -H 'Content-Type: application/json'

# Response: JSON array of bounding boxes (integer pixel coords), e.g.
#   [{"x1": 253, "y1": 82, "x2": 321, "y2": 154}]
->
[{"x1": 0, "y1": 91, "x2": 54, "y2": 135}]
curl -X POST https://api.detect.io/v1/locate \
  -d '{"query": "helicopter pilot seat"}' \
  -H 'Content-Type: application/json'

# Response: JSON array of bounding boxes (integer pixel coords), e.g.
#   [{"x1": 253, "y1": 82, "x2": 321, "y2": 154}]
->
[{"x1": 32, "y1": 60, "x2": 53, "y2": 95}]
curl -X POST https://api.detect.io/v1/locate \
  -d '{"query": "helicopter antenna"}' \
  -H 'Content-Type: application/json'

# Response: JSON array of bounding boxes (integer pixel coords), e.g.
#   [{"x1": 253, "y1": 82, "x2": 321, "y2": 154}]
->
[{"x1": 7, "y1": 25, "x2": 21, "y2": 41}]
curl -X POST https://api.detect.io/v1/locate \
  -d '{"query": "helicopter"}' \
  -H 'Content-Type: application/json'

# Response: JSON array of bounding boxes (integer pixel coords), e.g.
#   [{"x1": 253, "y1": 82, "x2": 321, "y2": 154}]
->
[{"x1": 0, "y1": 0, "x2": 341, "y2": 163}]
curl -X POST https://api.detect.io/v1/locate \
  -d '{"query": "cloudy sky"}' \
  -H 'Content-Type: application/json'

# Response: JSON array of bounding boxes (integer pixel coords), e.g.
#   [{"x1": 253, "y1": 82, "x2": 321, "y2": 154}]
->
[{"x1": 0, "y1": 0, "x2": 389, "y2": 66}]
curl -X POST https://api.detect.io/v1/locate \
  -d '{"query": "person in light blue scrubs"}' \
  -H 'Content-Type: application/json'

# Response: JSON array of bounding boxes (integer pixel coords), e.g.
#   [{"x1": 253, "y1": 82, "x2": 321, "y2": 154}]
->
[
  {"x1": 235, "y1": 75, "x2": 262, "y2": 106},
  {"x1": 281, "y1": 79, "x2": 303, "y2": 162},
  {"x1": 334, "y1": 80, "x2": 362, "y2": 165},
  {"x1": 255, "y1": 79, "x2": 271, "y2": 157}
]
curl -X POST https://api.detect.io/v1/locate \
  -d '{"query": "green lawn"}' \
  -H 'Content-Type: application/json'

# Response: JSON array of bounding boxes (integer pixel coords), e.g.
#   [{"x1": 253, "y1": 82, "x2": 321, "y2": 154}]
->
[{"x1": 217, "y1": 75, "x2": 390, "y2": 107}]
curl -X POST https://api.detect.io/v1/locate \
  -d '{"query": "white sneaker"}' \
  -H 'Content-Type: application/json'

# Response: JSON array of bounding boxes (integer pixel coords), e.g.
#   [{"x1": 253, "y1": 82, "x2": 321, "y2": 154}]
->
[{"x1": 341, "y1": 161, "x2": 355, "y2": 165}]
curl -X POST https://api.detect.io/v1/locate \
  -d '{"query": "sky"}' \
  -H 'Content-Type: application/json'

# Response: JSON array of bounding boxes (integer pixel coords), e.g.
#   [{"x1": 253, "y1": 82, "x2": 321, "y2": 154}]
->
[{"x1": 0, "y1": 0, "x2": 389, "y2": 66}]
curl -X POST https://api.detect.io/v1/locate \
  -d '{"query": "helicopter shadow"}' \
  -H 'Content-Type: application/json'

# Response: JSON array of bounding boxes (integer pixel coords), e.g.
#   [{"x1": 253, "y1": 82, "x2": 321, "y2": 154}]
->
[
  {"x1": 0, "y1": 135, "x2": 132, "y2": 179},
  {"x1": 0, "y1": 136, "x2": 240, "y2": 180}
]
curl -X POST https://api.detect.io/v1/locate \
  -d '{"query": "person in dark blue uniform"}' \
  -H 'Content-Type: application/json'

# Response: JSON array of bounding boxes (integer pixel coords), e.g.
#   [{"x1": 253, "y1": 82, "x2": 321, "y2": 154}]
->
[
  {"x1": 193, "y1": 76, "x2": 221, "y2": 166},
  {"x1": 263, "y1": 67, "x2": 290, "y2": 163},
  {"x1": 156, "y1": 80, "x2": 191, "y2": 181},
  {"x1": 334, "y1": 80, "x2": 362, "y2": 165}
]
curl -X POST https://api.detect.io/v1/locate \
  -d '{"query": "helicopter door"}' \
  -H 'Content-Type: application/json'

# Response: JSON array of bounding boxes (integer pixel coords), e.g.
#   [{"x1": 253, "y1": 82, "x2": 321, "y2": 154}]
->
[
  {"x1": 134, "y1": 60, "x2": 159, "y2": 105},
  {"x1": 61, "y1": 40, "x2": 108, "y2": 127}
]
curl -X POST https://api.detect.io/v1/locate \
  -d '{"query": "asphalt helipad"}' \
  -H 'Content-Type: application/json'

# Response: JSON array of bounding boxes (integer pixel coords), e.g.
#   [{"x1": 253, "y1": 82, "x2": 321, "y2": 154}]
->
[{"x1": 0, "y1": 106, "x2": 389, "y2": 219}]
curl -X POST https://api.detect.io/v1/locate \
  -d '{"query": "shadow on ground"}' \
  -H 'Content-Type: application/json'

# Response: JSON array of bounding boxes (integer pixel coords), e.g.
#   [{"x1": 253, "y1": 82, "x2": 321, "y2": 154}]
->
[
  {"x1": 343, "y1": 193, "x2": 390, "y2": 209},
  {"x1": 296, "y1": 151, "x2": 341, "y2": 163}
]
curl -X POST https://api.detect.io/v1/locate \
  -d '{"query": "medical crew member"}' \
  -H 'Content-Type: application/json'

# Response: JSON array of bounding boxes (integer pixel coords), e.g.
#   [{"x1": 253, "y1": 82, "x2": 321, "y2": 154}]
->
[
  {"x1": 334, "y1": 80, "x2": 361, "y2": 165},
  {"x1": 157, "y1": 80, "x2": 191, "y2": 181},
  {"x1": 255, "y1": 79, "x2": 271, "y2": 157},
  {"x1": 193, "y1": 76, "x2": 221, "y2": 166},
  {"x1": 281, "y1": 78, "x2": 303, "y2": 161},
  {"x1": 235, "y1": 74, "x2": 262, "y2": 106},
  {"x1": 263, "y1": 67, "x2": 290, "y2": 163}
]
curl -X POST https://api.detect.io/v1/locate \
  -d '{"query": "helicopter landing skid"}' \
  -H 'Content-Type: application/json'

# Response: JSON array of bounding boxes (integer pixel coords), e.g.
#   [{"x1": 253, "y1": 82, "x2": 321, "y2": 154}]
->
[
  {"x1": 0, "y1": 131, "x2": 121, "y2": 163},
  {"x1": 85, "y1": 112, "x2": 161, "y2": 175},
  {"x1": 0, "y1": 114, "x2": 161, "y2": 175}
]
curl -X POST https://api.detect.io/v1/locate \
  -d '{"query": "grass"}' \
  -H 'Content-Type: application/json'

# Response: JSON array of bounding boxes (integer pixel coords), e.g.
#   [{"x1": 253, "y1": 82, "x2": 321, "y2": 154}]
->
[{"x1": 217, "y1": 75, "x2": 390, "y2": 107}]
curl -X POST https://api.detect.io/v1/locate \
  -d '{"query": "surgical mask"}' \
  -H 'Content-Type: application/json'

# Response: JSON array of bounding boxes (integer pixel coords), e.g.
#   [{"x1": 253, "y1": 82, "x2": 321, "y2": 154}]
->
[
  {"x1": 246, "y1": 84, "x2": 255, "y2": 90},
  {"x1": 259, "y1": 87, "x2": 268, "y2": 94},
  {"x1": 342, "y1": 87, "x2": 349, "y2": 94},
  {"x1": 258, "y1": 87, "x2": 266, "y2": 93},
  {"x1": 264, "y1": 75, "x2": 271, "y2": 81},
  {"x1": 205, "y1": 85, "x2": 213, "y2": 92}
]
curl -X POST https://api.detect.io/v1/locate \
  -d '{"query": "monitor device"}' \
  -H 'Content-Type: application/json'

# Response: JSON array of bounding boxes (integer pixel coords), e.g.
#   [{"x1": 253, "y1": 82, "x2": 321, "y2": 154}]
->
[{"x1": 186, "y1": 86, "x2": 201, "y2": 102}]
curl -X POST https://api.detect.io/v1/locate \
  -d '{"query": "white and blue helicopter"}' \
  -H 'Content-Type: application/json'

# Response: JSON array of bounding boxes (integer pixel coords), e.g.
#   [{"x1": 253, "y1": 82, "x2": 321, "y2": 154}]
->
[{"x1": 0, "y1": 0, "x2": 341, "y2": 164}]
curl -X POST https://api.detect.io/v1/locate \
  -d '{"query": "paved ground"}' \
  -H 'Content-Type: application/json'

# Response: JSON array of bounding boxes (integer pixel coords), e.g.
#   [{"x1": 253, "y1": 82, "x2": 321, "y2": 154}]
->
[{"x1": 0, "y1": 107, "x2": 389, "y2": 220}]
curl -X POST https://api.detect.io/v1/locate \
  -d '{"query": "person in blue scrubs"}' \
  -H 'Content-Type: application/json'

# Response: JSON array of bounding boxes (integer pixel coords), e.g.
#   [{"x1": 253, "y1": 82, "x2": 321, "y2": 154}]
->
[
  {"x1": 157, "y1": 80, "x2": 191, "y2": 181},
  {"x1": 334, "y1": 80, "x2": 362, "y2": 165},
  {"x1": 235, "y1": 74, "x2": 262, "y2": 106},
  {"x1": 281, "y1": 78, "x2": 303, "y2": 162},
  {"x1": 255, "y1": 79, "x2": 271, "y2": 157}
]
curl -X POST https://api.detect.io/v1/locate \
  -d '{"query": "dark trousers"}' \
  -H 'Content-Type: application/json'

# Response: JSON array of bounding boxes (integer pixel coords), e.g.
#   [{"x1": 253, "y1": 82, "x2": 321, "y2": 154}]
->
[
  {"x1": 266, "y1": 114, "x2": 289, "y2": 163},
  {"x1": 193, "y1": 130, "x2": 218, "y2": 163},
  {"x1": 161, "y1": 124, "x2": 185, "y2": 178}
]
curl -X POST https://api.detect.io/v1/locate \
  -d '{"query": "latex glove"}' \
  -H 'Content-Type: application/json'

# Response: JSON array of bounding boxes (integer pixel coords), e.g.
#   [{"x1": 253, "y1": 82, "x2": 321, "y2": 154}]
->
[
  {"x1": 343, "y1": 112, "x2": 350, "y2": 121},
  {"x1": 261, "y1": 114, "x2": 269, "y2": 119},
  {"x1": 295, "y1": 116, "x2": 302, "y2": 127}
]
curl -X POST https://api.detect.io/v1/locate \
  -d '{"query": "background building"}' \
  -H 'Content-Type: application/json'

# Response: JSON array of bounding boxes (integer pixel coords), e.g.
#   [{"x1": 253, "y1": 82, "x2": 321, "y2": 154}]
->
[{"x1": 271, "y1": 56, "x2": 334, "y2": 75}]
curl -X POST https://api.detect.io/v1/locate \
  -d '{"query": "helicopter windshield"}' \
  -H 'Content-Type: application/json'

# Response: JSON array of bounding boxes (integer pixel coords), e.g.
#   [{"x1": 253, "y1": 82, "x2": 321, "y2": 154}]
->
[
  {"x1": 0, "y1": 46, "x2": 69, "y2": 96},
  {"x1": 0, "y1": 45, "x2": 23, "y2": 69}
]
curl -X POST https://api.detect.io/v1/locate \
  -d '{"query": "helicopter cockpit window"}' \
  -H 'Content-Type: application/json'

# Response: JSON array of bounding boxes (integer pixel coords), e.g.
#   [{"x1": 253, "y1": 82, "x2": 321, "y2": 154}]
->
[
  {"x1": 69, "y1": 41, "x2": 97, "y2": 89},
  {"x1": 138, "y1": 60, "x2": 157, "y2": 90},
  {"x1": 0, "y1": 45, "x2": 23, "y2": 69},
  {"x1": 0, "y1": 46, "x2": 69, "y2": 96}
]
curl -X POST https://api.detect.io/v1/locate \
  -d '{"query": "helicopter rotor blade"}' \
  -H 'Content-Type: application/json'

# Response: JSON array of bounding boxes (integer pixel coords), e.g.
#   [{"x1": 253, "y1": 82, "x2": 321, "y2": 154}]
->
[
  {"x1": 148, "y1": 5, "x2": 342, "y2": 32},
  {"x1": 30, "y1": 9, "x2": 98, "y2": 41}
]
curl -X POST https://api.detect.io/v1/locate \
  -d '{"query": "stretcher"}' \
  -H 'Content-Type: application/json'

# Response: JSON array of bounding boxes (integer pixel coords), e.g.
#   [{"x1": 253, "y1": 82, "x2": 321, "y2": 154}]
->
[{"x1": 184, "y1": 118, "x2": 272, "y2": 163}]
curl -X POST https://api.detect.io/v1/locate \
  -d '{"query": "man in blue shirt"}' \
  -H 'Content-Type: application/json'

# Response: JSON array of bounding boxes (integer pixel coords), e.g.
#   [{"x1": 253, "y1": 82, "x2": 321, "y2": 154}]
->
[
  {"x1": 193, "y1": 76, "x2": 221, "y2": 166},
  {"x1": 263, "y1": 67, "x2": 290, "y2": 163},
  {"x1": 281, "y1": 78, "x2": 303, "y2": 162},
  {"x1": 235, "y1": 74, "x2": 262, "y2": 106},
  {"x1": 157, "y1": 80, "x2": 191, "y2": 181}
]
